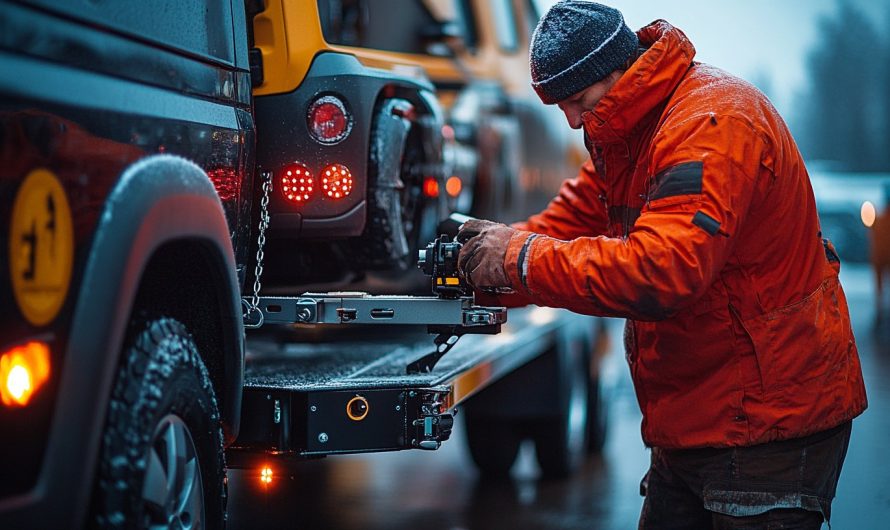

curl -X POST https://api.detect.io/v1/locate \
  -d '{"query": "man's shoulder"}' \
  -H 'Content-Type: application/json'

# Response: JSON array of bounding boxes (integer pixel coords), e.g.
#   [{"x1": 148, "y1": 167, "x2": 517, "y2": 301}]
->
[{"x1": 656, "y1": 63, "x2": 776, "y2": 140}]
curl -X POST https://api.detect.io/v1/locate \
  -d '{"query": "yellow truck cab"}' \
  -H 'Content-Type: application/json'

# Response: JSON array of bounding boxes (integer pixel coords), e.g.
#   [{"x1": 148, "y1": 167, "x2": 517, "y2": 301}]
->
[
  {"x1": 308, "y1": 0, "x2": 586, "y2": 222},
  {"x1": 246, "y1": 0, "x2": 584, "y2": 289}
]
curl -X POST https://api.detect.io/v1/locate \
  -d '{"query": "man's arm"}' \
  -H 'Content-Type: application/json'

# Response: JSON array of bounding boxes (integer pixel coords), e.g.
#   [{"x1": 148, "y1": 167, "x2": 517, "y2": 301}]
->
[
  {"x1": 469, "y1": 158, "x2": 609, "y2": 308},
  {"x1": 466, "y1": 118, "x2": 769, "y2": 319},
  {"x1": 504, "y1": 148, "x2": 760, "y2": 320}
]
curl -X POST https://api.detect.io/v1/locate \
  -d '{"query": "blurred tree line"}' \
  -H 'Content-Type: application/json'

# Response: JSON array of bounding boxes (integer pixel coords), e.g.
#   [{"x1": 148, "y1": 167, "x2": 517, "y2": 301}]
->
[{"x1": 794, "y1": 2, "x2": 890, "y2": 172}]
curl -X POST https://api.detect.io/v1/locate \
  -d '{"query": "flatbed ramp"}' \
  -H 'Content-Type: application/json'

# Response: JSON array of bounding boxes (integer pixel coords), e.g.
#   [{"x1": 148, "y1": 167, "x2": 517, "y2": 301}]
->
[{"x1": 227, "y1": 306, "x2": 592, "y2": 465}]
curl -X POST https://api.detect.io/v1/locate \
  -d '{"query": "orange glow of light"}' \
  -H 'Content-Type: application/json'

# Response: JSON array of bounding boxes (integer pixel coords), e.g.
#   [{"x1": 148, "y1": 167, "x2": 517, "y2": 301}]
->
[
  {"x1": 423, "y1": 177, "x2": 440, "y2": 198},
  {"x1": 445, "y1": 176, "x2": 462, "y2": 197},
  {"x1": 1, "y1": 341, "x2": 51, "y2": 408},
  {"x1": 260, "y1": 466, "x2": 273, "y2": 485},
  {"x1": 321, "y1": 164, "x2": 353, "y2": 199},
  {"x1": 862, "y1": 201, "x2": 877, "y2": 228}
]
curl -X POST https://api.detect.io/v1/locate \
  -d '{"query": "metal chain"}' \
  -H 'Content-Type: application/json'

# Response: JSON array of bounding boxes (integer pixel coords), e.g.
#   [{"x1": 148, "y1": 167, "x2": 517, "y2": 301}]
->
[{"x1": 243, "y1": 170, "x2": 272, "y2": 328}]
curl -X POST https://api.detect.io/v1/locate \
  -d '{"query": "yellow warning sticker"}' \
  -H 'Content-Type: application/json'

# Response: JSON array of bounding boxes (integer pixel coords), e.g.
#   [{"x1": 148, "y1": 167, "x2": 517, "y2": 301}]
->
[{"x1": 9, "y1": 168, "x2": 74, "y2": 326}]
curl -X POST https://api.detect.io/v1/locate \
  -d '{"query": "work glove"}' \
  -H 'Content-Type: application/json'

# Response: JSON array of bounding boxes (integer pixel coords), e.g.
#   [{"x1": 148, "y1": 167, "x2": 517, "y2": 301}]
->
[{"x1": 457, "y1": 219, "x2": 515, "y2": 289}]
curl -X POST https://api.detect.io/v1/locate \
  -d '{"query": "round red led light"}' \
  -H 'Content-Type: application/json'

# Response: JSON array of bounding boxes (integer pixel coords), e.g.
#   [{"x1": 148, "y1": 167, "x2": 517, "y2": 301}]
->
[
  {"x1": 321, "y1": 164, "x2": 353, "y2": 199},
  {"x1": 280, "y1": 164, "x2": 314, "y2": 203},
  {"x1": 308, "y1": 96, "x2": 352, "y2": 144},
  {"x1": 423, "y1": 177, "x2": 439, "y2": 198}
]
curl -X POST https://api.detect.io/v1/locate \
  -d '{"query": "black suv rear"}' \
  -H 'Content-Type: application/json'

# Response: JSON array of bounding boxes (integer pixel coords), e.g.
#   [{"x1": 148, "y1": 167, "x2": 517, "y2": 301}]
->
[{"x1": 0, "y1": 0, "x2": 252, "y2": 526}]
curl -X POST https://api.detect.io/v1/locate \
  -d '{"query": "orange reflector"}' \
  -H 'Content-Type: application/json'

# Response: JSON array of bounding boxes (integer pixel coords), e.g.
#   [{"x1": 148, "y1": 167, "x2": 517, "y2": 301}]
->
[
  {"x1": 446, "y1": 176, "x2": 462, "y2": 197},
  {"x1": 1, "y1": 341, "x2": 51, "y2": 408},
  {"x1": 321, "y1": 164, "x2": 353, "y2": 199},
  {"x1": 260, "y1": 466, "x2": 273, "y2": 485},
  {"x1": 423, "y1": 177, "x2": 439, "y2": 198}
]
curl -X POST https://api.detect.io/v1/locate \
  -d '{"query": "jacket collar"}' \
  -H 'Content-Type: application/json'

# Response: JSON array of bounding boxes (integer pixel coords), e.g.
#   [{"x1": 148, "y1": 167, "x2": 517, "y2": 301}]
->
[{"x1": 583, "y1": 20, "x2": 696, "y2": 145}]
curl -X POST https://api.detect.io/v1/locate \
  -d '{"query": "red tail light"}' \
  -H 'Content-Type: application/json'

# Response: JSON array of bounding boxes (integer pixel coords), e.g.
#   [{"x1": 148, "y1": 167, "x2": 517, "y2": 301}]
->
[
  {"x1": 207, "y1": 167, "x2": 239, "y2": 202},
  {"x1": 423, "y1": 177, "x2": 439, "y2": 198},
  {"x1": 308, "y1": 96, "x2": 352, "y2": 145},
  {"x1": 280, "y1": 163, "x2": 314, "y2": 203},
  {"x1": 321, "y1": 164, "x2": 353, "y2": 199}
]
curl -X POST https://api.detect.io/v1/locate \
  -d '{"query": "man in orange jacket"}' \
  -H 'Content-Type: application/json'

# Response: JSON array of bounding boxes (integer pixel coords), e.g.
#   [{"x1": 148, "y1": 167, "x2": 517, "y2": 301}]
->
[{"x1": 458, "y1": 2, "x2": 867, "y2": 528}]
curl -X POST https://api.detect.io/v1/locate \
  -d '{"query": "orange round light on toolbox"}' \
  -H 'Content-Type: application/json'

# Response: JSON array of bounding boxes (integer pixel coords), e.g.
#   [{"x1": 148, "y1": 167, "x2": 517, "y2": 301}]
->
[
  {"x1": 321, "y1": 164, "x2": 353, "y2": 199},
  {"x1": 280, "y1": 163, "x2": 314, "y2": 203},
  {"x1": 346, "y1": 395, "x2": 369, "y2": 421}
]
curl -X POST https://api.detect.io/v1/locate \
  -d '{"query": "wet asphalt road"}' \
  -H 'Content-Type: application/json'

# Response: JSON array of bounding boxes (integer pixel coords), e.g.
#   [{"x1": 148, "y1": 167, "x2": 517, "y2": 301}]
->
[{"x1": 227, "y1": 263, "x2": 890, "y2": 529}]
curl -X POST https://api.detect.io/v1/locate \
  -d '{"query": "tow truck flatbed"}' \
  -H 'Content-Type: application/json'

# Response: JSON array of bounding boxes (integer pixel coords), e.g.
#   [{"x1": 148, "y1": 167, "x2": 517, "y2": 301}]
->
[{"x1": 227, "y1": 306, "x2": 593, "y2": 465}]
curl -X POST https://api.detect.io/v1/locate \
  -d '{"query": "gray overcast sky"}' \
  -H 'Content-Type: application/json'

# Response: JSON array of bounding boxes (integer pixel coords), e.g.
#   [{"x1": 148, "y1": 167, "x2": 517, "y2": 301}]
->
[{"x1": 535, "y1": 0, "x2": 890, "y2": 119}]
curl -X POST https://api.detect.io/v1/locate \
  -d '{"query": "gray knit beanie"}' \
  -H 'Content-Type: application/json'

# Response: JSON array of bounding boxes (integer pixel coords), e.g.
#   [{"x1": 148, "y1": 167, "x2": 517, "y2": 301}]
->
[{"x1": 530, "y1": 1, "x2": 639, "y2": 104}]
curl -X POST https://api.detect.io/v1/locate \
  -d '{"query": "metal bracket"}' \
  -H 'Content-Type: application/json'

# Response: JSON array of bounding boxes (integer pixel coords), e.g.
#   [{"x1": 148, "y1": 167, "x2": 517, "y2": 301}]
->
[
  {"x1": 241, "y1": 292, "x2": 506, "y2": 373},
  {"x1": 242, "y1": 292, "x2": 506, "y2": 328},
  {"x1": 406, "y1": 324, "x2": 501, "y2": 374},
  {"x1": 408, "y1": 390, "x2": 454, "y2": 450}
]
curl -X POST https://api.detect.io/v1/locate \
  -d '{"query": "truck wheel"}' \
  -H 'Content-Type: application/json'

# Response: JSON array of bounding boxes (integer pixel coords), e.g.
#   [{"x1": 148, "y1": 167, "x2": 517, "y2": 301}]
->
[
  {"x1": 361, "y1": 98, "x2": 426, "y2": 270},
  {"x1": 94, "y1": 317, "x2": 226, "y2": 529},
  {"x1": 464, "y1": 415, "x2": 521, "y2": 478},
  {"x1": 532, "y1": 349, "x2": 589, "y2": 478}
]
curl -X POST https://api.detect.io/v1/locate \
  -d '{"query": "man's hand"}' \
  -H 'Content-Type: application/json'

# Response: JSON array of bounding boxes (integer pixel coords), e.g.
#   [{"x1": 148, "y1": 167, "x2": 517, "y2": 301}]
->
[{"x1": 457, "y1": 219, "x2": 516, "y2": 288}]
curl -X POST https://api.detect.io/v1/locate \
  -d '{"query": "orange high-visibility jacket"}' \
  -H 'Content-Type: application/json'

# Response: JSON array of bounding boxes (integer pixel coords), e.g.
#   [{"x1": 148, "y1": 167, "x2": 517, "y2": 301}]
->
[{"x1": 500, "y1": 20, "x2": 867, "y2": 449}]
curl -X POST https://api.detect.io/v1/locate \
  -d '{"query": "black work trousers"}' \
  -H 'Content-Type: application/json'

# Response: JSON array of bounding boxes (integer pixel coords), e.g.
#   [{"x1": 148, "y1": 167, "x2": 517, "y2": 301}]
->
[{"x1": 638, "y1": 421, "x2": 852, "y2": 530}]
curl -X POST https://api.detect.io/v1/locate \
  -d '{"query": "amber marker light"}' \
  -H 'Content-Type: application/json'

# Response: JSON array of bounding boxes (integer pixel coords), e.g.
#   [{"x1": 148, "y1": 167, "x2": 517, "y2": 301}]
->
[
  {"x1": 260, "y1": 466, "x2": 273, "y2": 485},
  {"x1": 1, "y1": 341, "x2": 51, "y2": 408},
  {"x1": 281, "y1": 163, "x2": 314, "y2": 203},
  {"x1": 446, "y1": 176, "x2": 462, "y2": 197},
  {"x1": 321, "y1": 164, "x2": 353, "y2": 199}
]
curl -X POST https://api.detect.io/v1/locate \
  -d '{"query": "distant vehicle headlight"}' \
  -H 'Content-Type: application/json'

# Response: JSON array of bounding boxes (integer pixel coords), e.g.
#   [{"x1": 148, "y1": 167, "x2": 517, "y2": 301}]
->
[{"x1": 861, "y1": 201, "x2": 876, "y2": 228}]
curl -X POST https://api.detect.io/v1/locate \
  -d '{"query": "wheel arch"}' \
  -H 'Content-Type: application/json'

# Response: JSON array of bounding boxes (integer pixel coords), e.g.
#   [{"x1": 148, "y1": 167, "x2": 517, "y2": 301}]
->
[
  {"x1": 128, "y1": 236, "x2": 244, "y2": 442},
  {"x1": 42, "y1": 154, "x2": 243, "y2": 526}
]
